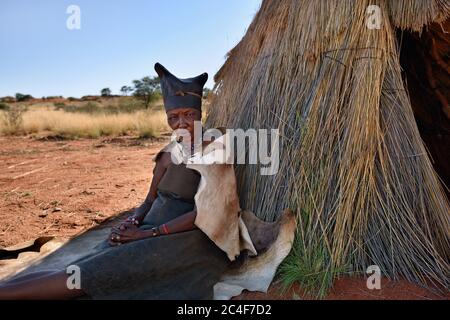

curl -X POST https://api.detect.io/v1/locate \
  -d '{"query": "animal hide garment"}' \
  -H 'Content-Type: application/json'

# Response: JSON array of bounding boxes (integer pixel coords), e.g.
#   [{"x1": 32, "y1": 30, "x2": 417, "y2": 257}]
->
[{"x1": 186, "y1": 132, "x2": 297, "y2": 299}]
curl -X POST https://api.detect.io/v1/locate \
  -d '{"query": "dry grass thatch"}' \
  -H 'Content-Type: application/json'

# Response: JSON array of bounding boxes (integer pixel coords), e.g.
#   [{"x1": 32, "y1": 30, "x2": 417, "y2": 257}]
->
[{"x1": 205, "y1": 0, "x2": 450, "y2": 294}]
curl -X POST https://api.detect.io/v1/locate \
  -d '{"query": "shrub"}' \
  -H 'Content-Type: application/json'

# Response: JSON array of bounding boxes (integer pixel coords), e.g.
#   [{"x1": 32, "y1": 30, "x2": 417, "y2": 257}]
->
[
  {"x1": 0, "y1": 105, "x2": 27, "y2": 134},
  {"x1": 104, "y1": 104, "x2": 119, "y2": 114},
  {"x1": 118, "y1": 97, "x2": 145, "y2": 113},
  {"x1": 79, "y1": 102, "x2": 101, "y2": 114},
  {"x1": 54, "y1": 102, "x2": 66, "y2": 110},
  {"x1": 53, "y1": 102, "x2": 100, "y2": 114},
  {"x1": 63, "y1": 105, "x2": 78, "y2": 112},
  {"x1": 0, "y1": 102, "x2": 9, "y2": 110},
  {"x1": 135, "y1": 120, "x2": 156, "y2": 138}
]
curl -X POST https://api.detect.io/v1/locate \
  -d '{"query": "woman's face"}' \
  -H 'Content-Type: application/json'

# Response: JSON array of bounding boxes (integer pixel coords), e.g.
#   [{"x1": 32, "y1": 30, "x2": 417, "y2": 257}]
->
[{"x1": 166, "y1": 107, "x2": 201, "y2": 142}]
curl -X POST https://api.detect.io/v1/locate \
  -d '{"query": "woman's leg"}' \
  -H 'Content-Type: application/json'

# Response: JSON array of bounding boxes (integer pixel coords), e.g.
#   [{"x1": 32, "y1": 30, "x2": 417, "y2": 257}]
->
[{"x1": 0, "y1": 270, "x2": 85, "y2": 300}]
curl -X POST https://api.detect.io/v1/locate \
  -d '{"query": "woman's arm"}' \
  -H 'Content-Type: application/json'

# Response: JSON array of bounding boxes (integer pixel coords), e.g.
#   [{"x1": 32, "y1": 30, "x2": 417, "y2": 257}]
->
[
  {"x1": 110, "y1": 209, "x2": 197, "y2": 245},
  {"x1": 156, "y1": 209, "x2": 197, "y2": 235},
  {"x1": 128, "y1": 152, "x2": 171, "y2": 223}
]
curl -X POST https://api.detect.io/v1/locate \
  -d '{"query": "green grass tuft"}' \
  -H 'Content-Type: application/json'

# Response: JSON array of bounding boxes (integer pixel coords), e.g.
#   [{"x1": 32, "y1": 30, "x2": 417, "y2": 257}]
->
[{"x1": 277, "y1": 208, "x2": 347, "y2": 299}]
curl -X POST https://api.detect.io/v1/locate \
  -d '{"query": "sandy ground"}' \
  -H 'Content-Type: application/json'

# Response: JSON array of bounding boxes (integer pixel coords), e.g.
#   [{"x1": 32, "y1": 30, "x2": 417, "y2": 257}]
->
[
  {"x1": 235, "y1": 278, "x2": 449, "y2": 300},
  {"x1": 0, "y1": 135, "x2": 448, "y2": 300},
  {"x1": 0, "y1": 135, "x2": 167, "y2": 248}
]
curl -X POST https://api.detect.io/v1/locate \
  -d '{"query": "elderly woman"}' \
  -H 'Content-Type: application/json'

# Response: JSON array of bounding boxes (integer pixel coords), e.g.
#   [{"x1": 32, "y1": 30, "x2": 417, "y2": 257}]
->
[{"x1": 0, "y1": 63, "x2": 231, "y2": 299}]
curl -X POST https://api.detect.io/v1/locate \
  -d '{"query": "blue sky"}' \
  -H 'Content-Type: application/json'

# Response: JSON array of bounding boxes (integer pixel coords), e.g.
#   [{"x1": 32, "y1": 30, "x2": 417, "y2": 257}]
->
[{"x1": 0, "y1": 0, "x2": 261, "y2": 97}]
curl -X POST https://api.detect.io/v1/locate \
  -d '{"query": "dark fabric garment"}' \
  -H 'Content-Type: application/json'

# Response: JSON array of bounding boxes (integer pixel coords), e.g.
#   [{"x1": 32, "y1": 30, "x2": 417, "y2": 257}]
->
[
  {"x1": 157, "y1": 163, "x2": 201, "y2": 201},
  {"x1": 68, "y1": 191, "x2": 230, "y2": 300},
  {"x1": 154, "y1": 62, "x2": 207, "y2": 111},
  {"x1": 140, "y1": 190, "x2": 195, "y2": 227}
]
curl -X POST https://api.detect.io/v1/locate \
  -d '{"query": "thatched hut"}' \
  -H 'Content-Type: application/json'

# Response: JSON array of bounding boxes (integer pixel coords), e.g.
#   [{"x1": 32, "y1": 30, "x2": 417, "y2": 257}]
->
[{"x1": 205, "y1": 0, "x2": 450, "y2": 295}]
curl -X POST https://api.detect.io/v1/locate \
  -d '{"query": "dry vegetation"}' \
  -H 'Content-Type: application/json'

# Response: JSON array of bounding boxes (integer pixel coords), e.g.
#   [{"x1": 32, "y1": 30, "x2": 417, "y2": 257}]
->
[{"x1": 0, "y1": 97, "x2": 170, "y2": 139}]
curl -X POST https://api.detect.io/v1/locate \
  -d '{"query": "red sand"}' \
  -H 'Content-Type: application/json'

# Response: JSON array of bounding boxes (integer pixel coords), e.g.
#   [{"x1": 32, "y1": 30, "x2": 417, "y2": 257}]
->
[
  {"x1": 0, "y1": 135, "x2": 166, "y2": 247},
  {"x1": 235, "y1": 278, "x2": 449, "y2": 300}
]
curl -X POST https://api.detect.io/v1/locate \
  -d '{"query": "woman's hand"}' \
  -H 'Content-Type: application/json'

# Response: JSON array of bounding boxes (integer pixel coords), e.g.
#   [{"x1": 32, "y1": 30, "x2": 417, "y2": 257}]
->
[
  {"x1": 115, "y1": 212, "x2": 145, "y2": 232},
  {"x1": 108, "y1": 225, "x2": 146, "y2": 246},
  {"x1": 108, "y1": 209, "x2": 198, "y2": 246},
  {"x1": 122, "y1": 215, "x2": 141, "y2": 228}
]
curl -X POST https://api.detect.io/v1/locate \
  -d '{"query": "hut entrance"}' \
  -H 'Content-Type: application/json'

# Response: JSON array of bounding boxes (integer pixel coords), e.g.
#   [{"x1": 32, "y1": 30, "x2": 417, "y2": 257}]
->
[{"x1": 398, "y1": 18, "x2": 450, "y2": 198}]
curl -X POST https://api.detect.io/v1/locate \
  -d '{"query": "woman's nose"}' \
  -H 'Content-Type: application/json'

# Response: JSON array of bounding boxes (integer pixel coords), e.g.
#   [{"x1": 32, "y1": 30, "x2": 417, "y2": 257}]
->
[{"x1": 177, "y1": 116, "x2": 188, "y2": 128}]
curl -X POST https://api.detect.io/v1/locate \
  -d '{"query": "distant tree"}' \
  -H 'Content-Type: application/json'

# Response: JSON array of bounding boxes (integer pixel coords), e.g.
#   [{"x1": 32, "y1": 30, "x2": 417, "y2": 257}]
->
[
  {"x1": 100, "y1": 88, "x2": 112, "y2": 97},
  {"x1": 15, "y1": 93, "x2": 33, "y2": 102},
  {"x1": 120, "y1": 85, "x2": 133, "y2": 96},
  {"x1": 132, "y1": 76, "x2": 160, "y2": 109}
]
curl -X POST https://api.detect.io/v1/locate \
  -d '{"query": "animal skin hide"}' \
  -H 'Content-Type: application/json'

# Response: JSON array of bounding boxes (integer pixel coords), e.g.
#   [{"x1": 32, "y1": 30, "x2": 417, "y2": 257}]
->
[
  {"x1": 188, "y1": 159, "x2": 296, "y2": 299},
  {"x1": 214, "y1": 208, "x2": 296, "y2": 300},
  {"x1": 188, "y1": 161, "x2": 257, "y2": 261},
  {"x1": 186, "y1": 132, "x2": 297, "y2": 299}
]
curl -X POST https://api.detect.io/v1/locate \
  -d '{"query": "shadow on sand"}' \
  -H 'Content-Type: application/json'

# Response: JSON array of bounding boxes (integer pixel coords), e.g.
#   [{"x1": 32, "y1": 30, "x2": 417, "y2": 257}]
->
[{"x1": 0, "y1": 209, "x2": 133, "y2": 282}]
